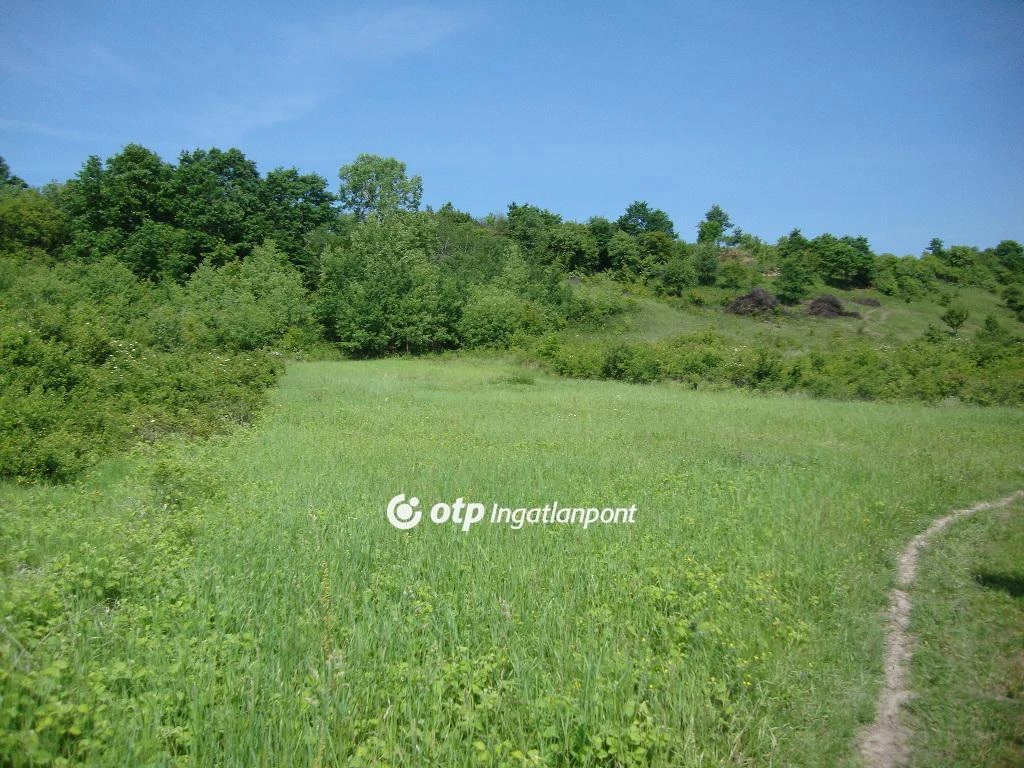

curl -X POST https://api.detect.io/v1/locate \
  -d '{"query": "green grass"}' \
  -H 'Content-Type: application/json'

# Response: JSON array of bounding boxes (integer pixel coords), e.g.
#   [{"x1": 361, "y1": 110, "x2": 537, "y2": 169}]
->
[
  {"x1": 581, "y1": 279, "x2": 1020, "y2": 349},
  {"x1": 2, "y1": 357, "x2": 1024, "y2": 766},
  {"x1": 907, "y1": 499, "x2": 1024, "y2": 767}
]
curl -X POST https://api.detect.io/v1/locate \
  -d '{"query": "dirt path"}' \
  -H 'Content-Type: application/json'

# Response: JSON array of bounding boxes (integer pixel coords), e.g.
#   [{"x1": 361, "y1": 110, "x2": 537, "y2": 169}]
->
[{"x1": 858, "y1": 490, "x2": 1024, "y2": 768}]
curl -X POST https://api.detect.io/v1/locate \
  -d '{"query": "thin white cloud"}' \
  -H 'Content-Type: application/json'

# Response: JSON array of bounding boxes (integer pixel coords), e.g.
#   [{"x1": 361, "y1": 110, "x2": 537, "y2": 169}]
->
[
  {"x1": 179, "y1": 5, "x2": 473, "y2": 141},
  {"x1": 0, "y1": 117, "x2": 106, "y2": 143},
  {"x1": 183, "y1": 91, "x2": 325, "y2": 143},
  {"x1": 280, "y1": 5, "x2": 467, "y2": 65},
  {"x1": 2, "y1": 5, "x2": 477, "y2": 149}
]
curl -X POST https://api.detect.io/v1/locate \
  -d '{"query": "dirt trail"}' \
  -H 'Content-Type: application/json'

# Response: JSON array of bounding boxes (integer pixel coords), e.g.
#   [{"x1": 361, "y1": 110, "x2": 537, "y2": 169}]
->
[{"x1": 858, "y1": 490, "x2": 1024, "y2": 768}]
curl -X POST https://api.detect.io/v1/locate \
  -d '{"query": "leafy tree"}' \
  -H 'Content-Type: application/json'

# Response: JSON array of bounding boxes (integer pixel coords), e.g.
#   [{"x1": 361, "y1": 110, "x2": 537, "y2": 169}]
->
[
  {"x1": 776, "y1": 228, "x2": 810, "y2": 260},
  {"x1": 120, "y1": 221, "x2": 191, "y2": 282},
  {"x1": 895, "y1": 255, "x2": 936, "y2": 300},
  {"x1": 719, "y1": 259, "x2": 754, "y2": 291},
  {"x1": 61, "y1": 155, "x2": 107, "y2": 234},
  {"x1": 586, "y1": 216, "x2": 617, "y2": 270},
  {"x1": 616, "y1": 201, "x2": 675, "y2": 238},
  {"x1": 697, "y1": 204, "x2": 732, "y2": 246},
  {"x1": 0, "y1": 189, "x2": 70, "y2": 255},
  {"x1": 994, "y1": 239, "x2": 1024, "y2": 275},
  {"x1": 433, "y1": 212, "x2": 508, "y2": 289},
  {"x1": 637, "y1": 230, "x2": 676, "y2": 272},
  {"x1": 172, "y1": 147, "x2": 263, "y2": 261},
  {"x1": 1002, "y1": 283, "x2": 1024, "y2": 322},
  {"x1": 926, "y1": 237, "x2": 945, "y2": 259},
  {"x1": 873, "y1": 254, "x2": 899, "y2": 296},
  {"x1": 505, "y1": 202, "x2": 561, "y2": 259},
  {"x1": 693, "y1": 242, "x2": 720, "y2": 285},
  {"x1": 775, "y1": 252, "x2": 815, "y2": 304},
  {"x1": 337, "y1": 154, "x2": 422, "y2": 221},
  {"x1": 457, "y1": 284, "x2": 548, "y2": 348},
  {"x1": 255, "y1": 167, "x2": 336, "y2": 277},
  {"x1": 183, "y1": 241, "x2": 310, "y2": 350},
  {"x1": 812, "y1": 233, "x2": 874, "y2": 288},
  {"x1": 546, "y1": 222, "x2": 598, "y2": 273},
  {"x1": 0, "y1": 157, "x2": 27, "y2": 190},
  {"x1": 773, "y1": 229, "x2": 815, "y2": 302},
  {"x1": 606, "y1": 230, "x2": 641, "y2": 276},
  {"x1": 317, "y1": 214, "x2": 447, "y2": 355},
  {"x1": 661, "y1": 248, "x2": 697, "y2": 295},
  {"x1": 436, "y1": 202, "x2": 475, "y2": 224},
  {"x1": 63, "y1": 145, "x2": 174, "y2": 235},
  {"x1": 942, "y1": 244, "x2": 978, "y2": 270}
]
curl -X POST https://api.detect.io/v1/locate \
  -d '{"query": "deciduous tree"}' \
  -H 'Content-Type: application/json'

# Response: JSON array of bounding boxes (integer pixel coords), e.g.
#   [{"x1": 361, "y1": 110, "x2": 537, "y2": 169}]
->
[
  {"x1": 337, "y1": 154, "x2": 422, "y2": 221},
  {"x1": 616, "y1": 201, "x2": 675, "y2": 238}
]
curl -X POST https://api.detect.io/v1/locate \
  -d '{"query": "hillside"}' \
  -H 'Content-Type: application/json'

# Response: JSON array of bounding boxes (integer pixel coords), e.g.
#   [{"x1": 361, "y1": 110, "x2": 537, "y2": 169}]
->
[{"x1": 3, "y1": 148, "x2": 1023, "y2": 480}]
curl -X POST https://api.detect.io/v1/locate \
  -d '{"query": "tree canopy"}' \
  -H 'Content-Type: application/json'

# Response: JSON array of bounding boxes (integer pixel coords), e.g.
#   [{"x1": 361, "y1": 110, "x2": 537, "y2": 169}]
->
[{"x1": 337, "y1": 154, "x2": 422, "y2": 221}]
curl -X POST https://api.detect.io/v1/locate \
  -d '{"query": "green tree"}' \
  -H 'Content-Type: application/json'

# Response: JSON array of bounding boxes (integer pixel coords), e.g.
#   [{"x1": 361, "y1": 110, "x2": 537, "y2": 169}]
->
[
  {"x1": 120, "y1": 221, "x2": 191, "y2": 282},
  {"x1": 777, "y1": 228, "x2": 810, "y2": 259},
  {"x1": 606, "y1": 230, "x2": 641, "y2": 276},
  {"x1": 719, "y1": 259, "x2": 754, "y2": 291},
  {"x1": 63, "y1": 145, "x2": 174, "y2": 235},
  {"x1": 0, "y1": 157, "x2": 27, "y2": 190},
  {"x1": 775, "y1": 252, "x2": 815, "y2": 304},
  {"x1": 637, "y1": 230, "x2": 676, "y2": 273},
  {"x1": 942, "y1": 244, "x2": 978, "y2": 270},
  {"x1": 1002, "y1": 284, "x2": 1024, "y2": 321},
  {"x1": 616, "y1": 201, "x2": 675, "y2": 238},
  {"x1": 697, "y1": 204, "x2": 732, "y2": 246},
  {"x1": 546, "y1": 222, "x2": 598, "y2": 273},
  {"x1": 317, "y1": 214, "x2": 447, "y2": 355},
  {"x1": 994, "y1": 240, "x2": 1024, "y2": 276},
  {"x1": 337, "y1": 154, "x2": 422, "y2": 221},
  {"x1": 505, "y1": 202, "x2": 561, "y2": 258},
  {"x1": 586, "y1": 216, "x2": 617, "y2": 270},
  {"x1": 812, "y1": 233, "x2": 874, "y2": 288},
  {"x1": 171, "y1": 147, "x2": 263, "y2": 261},
  {"x1": 183, "y1": 241, "x2": 310, "y2": 350},
  {"x1": 255, "y1": 167, "x2": 336, "y2": 279},
  {"x1": 457, "y1": 284, "x2": 547, "y2": 348},
  {"x1": 661, "y1": 247, "x2": 697, "y2": 295},
  {"x1": 873, "y1": 254, "x2": 899, "y2": 296},
  {"x1": 693, "y1": 242, "x2": 720, "y2": 285},
  {"x1": 0, "y1": 189, "x2": 70, "y2": 255}
]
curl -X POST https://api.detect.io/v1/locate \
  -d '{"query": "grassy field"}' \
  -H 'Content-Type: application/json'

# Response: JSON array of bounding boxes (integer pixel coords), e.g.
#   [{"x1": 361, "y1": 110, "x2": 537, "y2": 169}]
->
[
  {"x1": 2, "y1": 357, "x2": 1024, "y2": 766},
  {"x1": 907, "y1": 498, "x2": 1024, "y2": 767}
]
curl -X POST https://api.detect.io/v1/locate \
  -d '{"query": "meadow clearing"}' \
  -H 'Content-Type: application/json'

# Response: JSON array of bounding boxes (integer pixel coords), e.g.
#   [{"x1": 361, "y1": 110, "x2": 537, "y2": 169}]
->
[{"x1": 2, "y1": 356, "x2": 1023, "y2": 766}]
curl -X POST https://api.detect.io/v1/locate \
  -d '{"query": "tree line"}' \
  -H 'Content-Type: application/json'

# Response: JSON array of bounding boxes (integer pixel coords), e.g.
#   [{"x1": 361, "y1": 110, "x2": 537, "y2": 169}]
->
[{"x1": 2, "y1": 146, "x2": 1023, "y2": 478}]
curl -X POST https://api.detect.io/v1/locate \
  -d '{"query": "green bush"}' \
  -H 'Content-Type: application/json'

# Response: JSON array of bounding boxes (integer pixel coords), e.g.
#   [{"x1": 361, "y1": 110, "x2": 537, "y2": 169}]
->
[
  {"x1": 458, "y1": 285, "x2": 549, "y2": 348},
  {"x1": 526, "y1": 326, "x2": 1024, "y2": 406},
  {"x1": 183, "y1": 241, "x2": 311, "y2": 351},
  {"x1": 0, "y1": 253, "x2": 285, "y2": 480}
]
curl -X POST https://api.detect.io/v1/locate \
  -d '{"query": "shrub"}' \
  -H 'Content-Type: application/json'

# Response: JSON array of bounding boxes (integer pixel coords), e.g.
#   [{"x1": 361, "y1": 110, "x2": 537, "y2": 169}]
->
[
  {"x1": 0, "y1": 255, "x2": 285, "y2": 480},
  {"x1": 458, "y1": 285, "x2": 549, "y2": 348}
]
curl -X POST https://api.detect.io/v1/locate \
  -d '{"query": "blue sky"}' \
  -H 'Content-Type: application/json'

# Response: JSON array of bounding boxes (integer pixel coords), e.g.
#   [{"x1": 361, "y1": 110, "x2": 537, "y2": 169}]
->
[{"x1": 2, "y1": 0, "x2": 1022, "y2": 255}]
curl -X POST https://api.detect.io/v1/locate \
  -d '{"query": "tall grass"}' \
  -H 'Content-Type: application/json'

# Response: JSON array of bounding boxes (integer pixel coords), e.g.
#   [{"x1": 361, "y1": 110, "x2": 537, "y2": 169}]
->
[{"x1": 2, "y1": 357, "x2": 1023, "y2": 766}]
